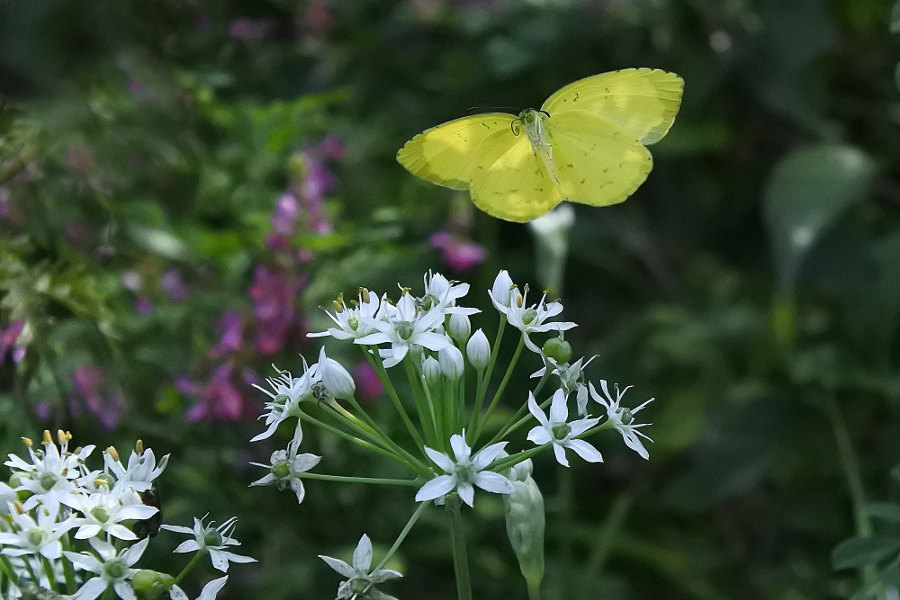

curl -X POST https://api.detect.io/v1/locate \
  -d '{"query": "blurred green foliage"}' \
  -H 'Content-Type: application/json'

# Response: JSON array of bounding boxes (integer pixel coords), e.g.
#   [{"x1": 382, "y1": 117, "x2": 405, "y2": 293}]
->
[{"x1": 2, "y1": 0, "x2": 900, "y2": 598}]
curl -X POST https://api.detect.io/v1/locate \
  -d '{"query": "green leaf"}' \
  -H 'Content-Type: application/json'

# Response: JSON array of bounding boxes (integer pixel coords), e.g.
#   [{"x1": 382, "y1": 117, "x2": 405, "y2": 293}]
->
[
  {"x1": 763, "y1": 144, "x2": 876, "y2": 293},
  {"x1": 831, "y1": 536, "x2": 900, "y2": 570},
  {"x1": 891, "y1": 0, "x2": 900, "y2": 33},
  {"x1": 891, "y1": 464, "x2": 900, "y2": 482},
  {"x1": 865, "y1": 502, "x2": 900, "y2": 522}
]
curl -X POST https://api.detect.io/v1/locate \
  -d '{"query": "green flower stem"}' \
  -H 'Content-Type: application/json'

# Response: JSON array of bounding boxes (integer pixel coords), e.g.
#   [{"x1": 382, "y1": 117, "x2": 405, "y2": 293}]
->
[
  {"x1": 322, "y1": 401, "x2": 423, "y2": 474},
  {"x1": 405, "y1": 358, "x2": 439, "y2": 447},
  {"x1": 374, "y1": 501, "x2": 430, "y2": 572},
  {"x1": 489, "y1": 444, "x2": 550, "y2": 473},
  {"x1": 472, "y1": 335, "x2": 525, "y2": 444},
  {"x1": 22, "y1": 554, "x2": 40, "y2": 587},
  {"x1": 298, "y1": 409, "x2": 430, "y2": 476},
  {"x1": 294, "y1": 471, "x2": 419, "y2": 486},
  {"x1": 468, "y1": 314, "x2": 508, "y2": 438},
  {"x1": 61, "y1": 532, "x2": 78, "y2": 592},
  {"x1": 487, "y1": 373, "x2": 553, "y2": 446},
  {"x1": 449, "y1": 499, "x2": 473, "y2": 600},
  {"x1": 0, "y1": 555, "x2": 17, "y2": 586},
  {"x1": 172, "y1": 548, "x2": 206, "y2": 586},
  {"x1": 102, "y1": 587, "x2": 115, "y2": 600},
  {"x1": 364, "y1": 349, "x2": 427, "y2": 453},
  {"x1": 41, "y1": 556, "x2": 60, "y2": 593}
]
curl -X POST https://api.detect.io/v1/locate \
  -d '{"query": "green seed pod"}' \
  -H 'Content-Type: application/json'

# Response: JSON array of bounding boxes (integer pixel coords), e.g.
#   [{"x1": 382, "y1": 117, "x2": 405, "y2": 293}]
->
[{"x1": 504, "y1": 474, "x2": 545, "y2": 594}]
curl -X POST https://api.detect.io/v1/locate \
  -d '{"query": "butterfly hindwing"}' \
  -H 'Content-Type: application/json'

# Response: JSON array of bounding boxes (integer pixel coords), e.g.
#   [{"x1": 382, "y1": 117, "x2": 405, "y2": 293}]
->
[
  {"x1": 396, "y1": 113, "x2": 517, "y2": 190},
  {"x1": 544, "y1": 110, "x2": 653, "y2": 208},
  {"x1": 541, "y1": 68, "x2": 684, "y2": 145}
]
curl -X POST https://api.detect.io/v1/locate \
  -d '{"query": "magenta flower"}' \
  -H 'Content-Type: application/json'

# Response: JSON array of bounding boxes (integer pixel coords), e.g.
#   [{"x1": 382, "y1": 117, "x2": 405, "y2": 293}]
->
[
  {"x1": 70, "y1": 366, "x2": 123, "y2": 430},
  {"x1": 429, "y1": 231, "x2": 485, "y2": 273},
  {"x1": 209, "y1": 310, "x2": 245, "y2": 359},
  {"x1": 161, "y1": 269, "x2": 188, "y2": 302},
  {"x1": 271, "y1": 193, "x2": 301, "y2": 236},
  {"x1": 248, "y1": 266, "x2": 304, "y2": 355},
  {"x1": 183, "y1": 363, "x2": 249, "y2": 422},
  {"x1": 0, "y1": 319, "x2": 26, "y2": 364},
  {"x1": 351, "y1": 362, "x2": 383, "y2": 403}
]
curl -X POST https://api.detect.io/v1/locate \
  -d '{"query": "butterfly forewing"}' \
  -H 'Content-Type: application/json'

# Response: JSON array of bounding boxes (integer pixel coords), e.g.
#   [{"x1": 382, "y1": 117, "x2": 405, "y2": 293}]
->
[
  {"x1": 541, "y1": 68, "x2": 684, "y2": 145},
  {"x1": 396, "y1": 113, "x2": 517, "y2": 190},
  {"x1": 469, "y1": 131, "x2": 562, "y2": 222},
  {"x1": 545, "y1": 110, "x2": 653, "y2": 207}
]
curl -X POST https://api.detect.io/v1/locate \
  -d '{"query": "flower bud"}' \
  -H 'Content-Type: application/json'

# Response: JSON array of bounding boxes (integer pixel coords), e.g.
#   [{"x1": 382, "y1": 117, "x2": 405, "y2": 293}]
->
[
  {"x1": 438, "y1": 344, "x2": 465, "y2": 380},
  {"x1": 504, "y1": 475, "x2": 545, "y2": 594},
  {"x1": 466, "y1": 329, "x2": 491, "y2": 371},
  {"x1": 422, "y1": 356, "x2": 442, "y2": 382},
  {"x1": 317, "y1": 347, "x2": 356, "y2": 399},
  {"x1": 447, "y1": 313, "x2": 471, "y2": 345},
  {"x1": 132, "y1": 569, "x2": 175, "y2": 600},
  {"x1": 490, "y1": 270, "x2": 515, "y2": 307}
]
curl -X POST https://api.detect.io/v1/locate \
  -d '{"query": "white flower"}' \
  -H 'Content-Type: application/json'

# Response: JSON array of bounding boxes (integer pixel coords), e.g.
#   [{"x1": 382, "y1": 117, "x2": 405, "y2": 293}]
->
[
  {"x1": 355, "y1": 293, "x2": 451, "y2": 368},
  {"x1": 64, "y1": 537, "x2": 149, "y2": 600},
  {"x1": 250, "y1": 363, "x2": 313, "y2": 443},
  {"x1": 526, "y1": 390, "x2": 603, "y2": 467},
  {"x1": 416, "y1": 433, "x2": 514, "y2": 507},
  {"x1": 531, "y1": 355, "x2": 596, "y2": 416},
  {"x1": 62, "y1": 486, "x2": 158, "y2": 541},
  {"x1": 420, "y1": 272, "x2": 479, "y2": 316},
  {"x1": 319, "y1": 534, "x2": 403, "y2": 600},
  {"x1": 308, "y1": 289, "x2": 382, "y2": 341},
  {"x1": 489, "y1": 282, "x2": 576, "y2": 354},
  {"x1": 6, "y1": 432, "x2": 95, "y2": 513},
  {"x1": 250, "y1": 437, "x2": 322, "y2": 504},
  {"x1": 104, "y1": 446, "x2": 169, "y2": 494},
  {"x1": 316, "y1": 347, "x2": 356, "y2": 399},
  {"x1": 589, "y1": 381, "x2": 654, "y2": 460},
  {"x1": 0, "y1": 505, "x2": 76, "y2": 560},
  {"x1": 466, "y1": 328, "x2": 491, "y2": 370},
  {"x1": 161, "y1": 516, "x2": 255, "y2": 573},
  {"x1": 170, "y1": 576, "x2": 229, "y2": 600},
  {"x1": 488, "y1": 270, "x2": 515, "y2": 308}
]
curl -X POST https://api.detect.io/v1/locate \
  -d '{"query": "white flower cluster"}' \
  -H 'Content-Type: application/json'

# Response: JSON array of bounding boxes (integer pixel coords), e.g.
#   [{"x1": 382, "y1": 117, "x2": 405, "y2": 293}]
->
[
  {"x1": 250, "y1": 270, "x2": 655, "y2": 599},
  {"x1": 0, "y1": 430, "x2": 253, "y2": 600}
]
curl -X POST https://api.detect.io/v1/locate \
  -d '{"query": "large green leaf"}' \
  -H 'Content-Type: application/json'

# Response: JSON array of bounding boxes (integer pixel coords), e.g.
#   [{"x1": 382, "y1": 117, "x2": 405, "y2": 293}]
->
[
  {"x1": 763, "y1": 144, "x2": 876, "y2": 293},
  {"x1": 831, "y1": 536, "x2": 900, "y2": 570}
]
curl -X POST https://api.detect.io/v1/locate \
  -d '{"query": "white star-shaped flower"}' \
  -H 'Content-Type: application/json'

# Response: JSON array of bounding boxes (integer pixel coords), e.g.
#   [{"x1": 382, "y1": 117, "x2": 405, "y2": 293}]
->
[
  {"x1": 250, "y1": 436, "x2": 322, "y2": 504},
  {"x1": 355, "y1": 293, "x2": 451, "y2": 368},
  {"x1": 415, "y1": 433, "x2": 514, "y2": 507},
  {"x1": 319, "y1": 534, "x2": 403, "y2": 600},
  {"x1": 526, "y1": 389, "x2": 603, "y2": 467},
  {"x1": 161, "y1": 516, "x2": 255, "y2": 573},
  {"x1": 590, "y1": 381, "x2": 654, "y2": 460}
]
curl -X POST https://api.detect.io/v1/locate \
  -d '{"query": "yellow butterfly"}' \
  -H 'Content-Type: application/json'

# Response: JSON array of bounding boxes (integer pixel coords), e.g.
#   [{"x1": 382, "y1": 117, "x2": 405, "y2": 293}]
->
[{"x1": 396, "y1": 68, "x2": 684, "y2": 223}]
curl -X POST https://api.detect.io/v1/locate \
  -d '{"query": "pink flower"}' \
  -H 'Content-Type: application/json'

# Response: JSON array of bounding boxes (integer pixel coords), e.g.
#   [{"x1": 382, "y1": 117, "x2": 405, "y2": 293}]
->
[
  {"x1": 429, "y1": 231, "x2": 485, "y2": 272},
  {"x1": 271, "y1": 193, "x2": 300, "y2": 236},
  {"x1": 248, "y1": 266, "x2": 304, "y2": 355},
  {"x1": 70, "y1": 366, "x2": 123, "y2": 430},
  {"x1": 182, "y1": 363, "x2": 253, "y2": 422},
  {"x1": 209, "y1": 310, "x2": 244, "y2": 359},
  {"x1": 0, "y1": 320, "x2": 26, "y2": 364},
  {"x1": 351, "y1": 362, "x2": 383, "y2": 402}
]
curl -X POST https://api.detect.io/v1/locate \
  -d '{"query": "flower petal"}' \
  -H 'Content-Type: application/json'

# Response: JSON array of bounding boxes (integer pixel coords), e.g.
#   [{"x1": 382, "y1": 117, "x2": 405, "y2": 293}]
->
[
  {"x1": 415, "y1": 475, "x2": 456, "y2": 503},
  {"x1": 566, "y1": 439, "x2": 604, "y2": 463}
]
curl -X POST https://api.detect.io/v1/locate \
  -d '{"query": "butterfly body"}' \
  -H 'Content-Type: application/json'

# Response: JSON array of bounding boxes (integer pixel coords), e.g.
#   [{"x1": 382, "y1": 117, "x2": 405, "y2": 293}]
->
[{"x1": 397, "y1": 68, "x2": 684, "y2": 222}]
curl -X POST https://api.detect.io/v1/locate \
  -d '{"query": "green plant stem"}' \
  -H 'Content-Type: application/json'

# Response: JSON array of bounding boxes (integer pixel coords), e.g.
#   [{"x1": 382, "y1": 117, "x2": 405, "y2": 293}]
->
[
  {"x1": 294, "y1": 471, "x2": 419, "y2": 486},
  {"x1": 61, "y1": 533, "x2": 78, "y2": 593},
  {"x1": 364, "y1": 349, "x2": 427, "y2": 453},
  {"x1": 449, "y1": 499, "x2": 473, "y2": 600},
  {"x1": 298, "y1": 409, "x2": 429, "y2": 476},
  {"x1": 472, "y1": 335, "x2": 525, "y2": 444},
  {"x1": 468, "y1": 315, "x2": 508, "y2": 439},
  {"x1": 172, "y1": 549, "x2": 206, "y2": 585},
  {"x1": 375, "y1": 501, "x2": 430, "y2": 571},
  {"x1": 323, "y1": 401, "x2": 424, "y2": 473},
  {"x1": 41, "y1": 556, "x2": 60, "y2": 593},
  {"x1": 405, "y1": 358, "x2": 439, "y2": 447}
]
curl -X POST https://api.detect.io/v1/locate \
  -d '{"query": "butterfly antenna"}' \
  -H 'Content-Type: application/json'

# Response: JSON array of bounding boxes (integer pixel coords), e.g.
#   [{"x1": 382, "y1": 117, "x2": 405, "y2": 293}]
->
[{"x1": 466, "y1": 106, "x2": 519, "y2": 114}]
